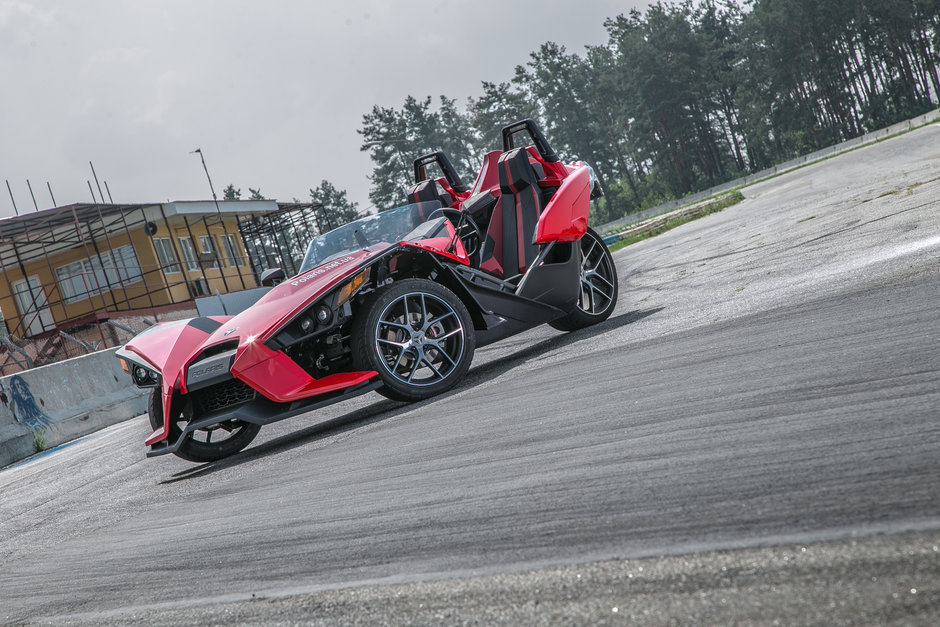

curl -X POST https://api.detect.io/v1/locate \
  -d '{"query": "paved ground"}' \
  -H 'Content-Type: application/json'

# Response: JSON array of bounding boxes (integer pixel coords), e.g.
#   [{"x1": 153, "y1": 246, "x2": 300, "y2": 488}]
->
[
  {"x1": 49, "y1": 529, "x2": 940, "y2": 626},
  {"x1": 1, "y1": 125, "x2": 939, "y2": 625}
]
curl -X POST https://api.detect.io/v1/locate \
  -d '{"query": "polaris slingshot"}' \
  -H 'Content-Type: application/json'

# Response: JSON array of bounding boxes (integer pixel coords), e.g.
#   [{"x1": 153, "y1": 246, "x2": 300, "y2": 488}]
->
[{"x1": 117, "y1": 120, "x2": 618, "y2": 462}]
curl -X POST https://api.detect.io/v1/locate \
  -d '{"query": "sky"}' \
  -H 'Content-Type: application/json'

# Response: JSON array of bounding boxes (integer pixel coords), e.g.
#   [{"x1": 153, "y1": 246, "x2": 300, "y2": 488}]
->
[{"x1": 0, "y1": 0, "x2": 648, "y2": 219}]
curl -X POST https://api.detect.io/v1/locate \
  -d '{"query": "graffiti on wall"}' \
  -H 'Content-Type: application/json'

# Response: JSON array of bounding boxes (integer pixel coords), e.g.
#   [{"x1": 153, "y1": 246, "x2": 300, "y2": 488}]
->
[{"x1": 5, "y1": 375, "x2": 52, "y2": 430}]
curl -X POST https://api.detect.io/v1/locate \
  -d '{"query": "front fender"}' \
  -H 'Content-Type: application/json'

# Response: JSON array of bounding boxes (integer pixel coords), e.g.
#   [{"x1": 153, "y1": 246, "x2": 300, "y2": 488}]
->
[{"x1": 118, "y1": 316, "x2": 232, "y2": 445}]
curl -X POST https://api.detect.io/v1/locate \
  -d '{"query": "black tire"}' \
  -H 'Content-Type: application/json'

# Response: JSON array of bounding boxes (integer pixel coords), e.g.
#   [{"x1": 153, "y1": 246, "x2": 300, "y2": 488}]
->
[
  {"x1": 148, "y1": 389, "x2": 261, "y2": 463},
  {"x1": 352, "y1": 278, "x2": 476, "y2": 402},
  {"x1": 549, "y1": 227, "x2": 619, "y2": 332}
]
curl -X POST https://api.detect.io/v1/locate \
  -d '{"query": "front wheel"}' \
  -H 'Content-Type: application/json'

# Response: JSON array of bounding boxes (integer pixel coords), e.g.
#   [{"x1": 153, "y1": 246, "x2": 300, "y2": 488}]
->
[
  {"x1": 352, "y1": 278, "x2": 476, "y2": 402},
  {"x1": 148, "y1": 389, "x2": 261, "y2": 463},
  {"x1": 549, "y1": 227, "x2": 619, "y2": 331}
]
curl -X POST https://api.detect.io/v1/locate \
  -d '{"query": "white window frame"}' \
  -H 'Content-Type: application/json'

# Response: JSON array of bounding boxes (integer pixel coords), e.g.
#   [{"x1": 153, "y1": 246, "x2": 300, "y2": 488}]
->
[
  {"x1": 153, "y1": 237, "x2": 180, "y2": 274},
  {"x1": 178, "y1": 237, "x2": 199, "y2": 272},
  {"x1": 220, "y1": 233, "x2": 244, "y2": 267},
  {"x1": 198, "y1": 235, "x2": 221, "y2": 269}
]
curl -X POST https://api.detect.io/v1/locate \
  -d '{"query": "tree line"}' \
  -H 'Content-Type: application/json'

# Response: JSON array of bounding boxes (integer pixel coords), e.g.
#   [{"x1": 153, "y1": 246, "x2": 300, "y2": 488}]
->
[
  {"x1": 358, "y1": 0, "x2": 940, "y2": 225},
  {"x1": 223, "y1": 180, "x2": 361, "y2": 231}
]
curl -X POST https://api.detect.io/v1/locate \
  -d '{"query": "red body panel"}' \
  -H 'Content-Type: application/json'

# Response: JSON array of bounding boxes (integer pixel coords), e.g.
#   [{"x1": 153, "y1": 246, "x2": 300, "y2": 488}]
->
[
  {"x1": 535, "y1": 165, "x2": 591, "y2": 243},
  {"x1": 399, "y1": 220, "x2": 470, "y2": 265},
  {"x1": 432, "y1": 176, "x2": 471, "y2": 207},
  {"x1": 470, "y1": 150, "x2": 504, "y2": 195},
  {"x1": 232, "y1": 339, "x2": 376, "y2": 403},
  {"x1": 238, "y1": 248, "x2": 383, "y2": 343},
  {"x1": 125, "y1": 319, "x2": 231, "y2": 447},
  {"x1": 127, "y1": 247, "x2": 390, "y2": 446}
]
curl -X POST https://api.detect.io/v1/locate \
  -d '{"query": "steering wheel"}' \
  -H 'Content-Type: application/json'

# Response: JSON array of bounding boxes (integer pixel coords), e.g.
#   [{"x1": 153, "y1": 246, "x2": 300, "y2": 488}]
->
[{"x1": 428, "y1": 208, "x2": 484, "y2": 266}]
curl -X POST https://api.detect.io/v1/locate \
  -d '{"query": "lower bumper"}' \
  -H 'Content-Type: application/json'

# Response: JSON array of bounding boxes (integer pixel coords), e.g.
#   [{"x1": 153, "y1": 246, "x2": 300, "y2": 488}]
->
[{"x1": 147, "y1": 379, "x2": 382, "y2": 458}]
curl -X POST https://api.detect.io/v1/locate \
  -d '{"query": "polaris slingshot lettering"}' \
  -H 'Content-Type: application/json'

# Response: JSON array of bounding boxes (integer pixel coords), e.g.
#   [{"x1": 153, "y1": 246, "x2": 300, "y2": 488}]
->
[{"x1": 116, "y1": 120, "x2": 618, "y2": 462}]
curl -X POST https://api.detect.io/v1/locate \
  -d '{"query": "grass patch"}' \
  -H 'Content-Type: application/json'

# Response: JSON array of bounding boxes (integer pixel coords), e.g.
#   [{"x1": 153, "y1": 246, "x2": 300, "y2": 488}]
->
[
  {"x1": 609, "y1": 231, "x2": 653, "y2": 252},
  {"x1": 33, "y1": 428, "x2": 48, "y2": 453},
  {"x1": 797, "y1": 215, "x2": 816, "y2": 223},
  {"x1": 609, "y1": 190, "x2": 745, "y2": 252}
]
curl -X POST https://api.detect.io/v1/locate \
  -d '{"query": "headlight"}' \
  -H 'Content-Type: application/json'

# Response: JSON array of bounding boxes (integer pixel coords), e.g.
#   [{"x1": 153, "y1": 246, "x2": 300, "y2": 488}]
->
[
  {"x1": 132, "y1": 363, "x2": 159, "y2": 387},
  {"x1": 315, "y1": 305, "x2": 333, "y2": 325}
]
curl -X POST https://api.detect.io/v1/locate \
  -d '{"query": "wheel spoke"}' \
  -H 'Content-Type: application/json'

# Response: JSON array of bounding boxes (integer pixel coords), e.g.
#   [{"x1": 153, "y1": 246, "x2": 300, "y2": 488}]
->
[
  {"x1": 435, "y1": 327, "x2": 462, "y2": 341},
  {"x1": 582, "y1": 238, "x2": 597, "y2": 268},
  {"x1": 377, "y1": 337, "x2": 407, "y2": 349},
  {"x1": 391, "y1": 346, "x2": 410, "y2": 374},
  {"x1": 586, "y1": 282, "x2": 607, "y2": 313},
  {"x1": 581, "y1": 279, "x2": 601, "y2": 313},
  {"x1": 419, "y1": 293, "x2": 429, "y2": 329},
  {"x1": 422, "y1": 355, "x2": 444, "y2": 380},
  {"x1": 405, "y1": 358, "x2": 420, "y2": 383},
  {"x1": 429, "y1": 310, "x2": 456, "y2": 326},
  {"x1": 585, "y1": 270, "x2": 615, "y2": 292},
  {"x1": 380, "y1": 320, "x2": 411, "y2": 333},
  {"x1": 427, "y1": 342, "x2": 457, "y2": 367}
]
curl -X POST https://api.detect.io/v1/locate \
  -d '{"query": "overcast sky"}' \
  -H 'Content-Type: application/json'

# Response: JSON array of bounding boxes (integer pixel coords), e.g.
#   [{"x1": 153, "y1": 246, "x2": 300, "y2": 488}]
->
[{"x1": 0, "y1": 0, "x2": 648, "y2": 219}]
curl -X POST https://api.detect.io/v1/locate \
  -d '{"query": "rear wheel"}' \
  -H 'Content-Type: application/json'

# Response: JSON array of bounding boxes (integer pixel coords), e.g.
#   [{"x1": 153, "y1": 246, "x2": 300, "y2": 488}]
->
[
  {"x1": 549, "y1": 227, "x2": 619, "y2": 331},
  {"x1": 148, "y1": 389, "x2": 261, "y2": 463},
  {"x1": 352, "y1": 278, "x2": 475, "y2": 402}
]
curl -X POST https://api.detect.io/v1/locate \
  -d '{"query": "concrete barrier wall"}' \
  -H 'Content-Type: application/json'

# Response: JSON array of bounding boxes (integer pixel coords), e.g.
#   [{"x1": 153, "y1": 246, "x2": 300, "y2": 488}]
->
[{"x1": 0, "y1": 347, "x2": 148, "y2": 468}]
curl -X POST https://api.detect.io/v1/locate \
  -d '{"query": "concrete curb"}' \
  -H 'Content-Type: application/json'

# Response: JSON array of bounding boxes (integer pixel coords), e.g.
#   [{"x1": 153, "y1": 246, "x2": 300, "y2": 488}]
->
[
  {"x1": 0, "y1": 347, "x2": 147, "y2": 468},
  {"x1": 602, "y1": 196, "x2": 732, "y2": 247}
]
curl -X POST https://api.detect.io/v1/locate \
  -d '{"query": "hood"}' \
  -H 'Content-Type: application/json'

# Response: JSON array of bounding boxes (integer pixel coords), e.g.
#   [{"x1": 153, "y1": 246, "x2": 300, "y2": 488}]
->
[
  {"x1": 210, "y1": 245, "x2": 390, "y2": 346},
  {"x1": 124, "y1": 244, "x2": 390, "y2": 381}
]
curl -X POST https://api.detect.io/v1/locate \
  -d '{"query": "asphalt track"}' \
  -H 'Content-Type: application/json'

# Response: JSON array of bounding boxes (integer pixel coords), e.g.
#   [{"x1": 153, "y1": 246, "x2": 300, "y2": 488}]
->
[{"x1": 1, "y1": 125, "x2": 939, "y2": 624}]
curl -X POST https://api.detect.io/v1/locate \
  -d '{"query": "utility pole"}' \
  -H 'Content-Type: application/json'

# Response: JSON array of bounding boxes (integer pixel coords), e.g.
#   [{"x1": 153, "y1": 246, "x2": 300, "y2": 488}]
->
[{"x1": 191, "y1": 148, "x2": 223, "y2": 217}]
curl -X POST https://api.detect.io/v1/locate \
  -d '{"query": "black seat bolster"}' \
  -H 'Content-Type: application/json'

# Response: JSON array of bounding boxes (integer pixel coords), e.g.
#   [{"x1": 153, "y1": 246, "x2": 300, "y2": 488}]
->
[
  {"x1": 462, "y1": 190, "x2": 498, "y2": 226},
  {"x1": 530, "y1": 161, "x2": 545, "y2": 181},
  {"x1": 409, "y1": 180, "x2": 454, "y2": 208},
  {"x1": 410, "y1": 180, "x2": 438, "y2": 204},
  {"x1": 498, "y1": 148, "x2": 542, "y2": 193}
]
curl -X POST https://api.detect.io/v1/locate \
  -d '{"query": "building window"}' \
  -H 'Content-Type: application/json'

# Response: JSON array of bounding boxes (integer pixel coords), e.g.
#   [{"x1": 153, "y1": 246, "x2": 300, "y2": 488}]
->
[
  {"x1": 153, "y1": 238, "x2": 180, "y2": 273},
  {"x1": 55, "y1": 244, "x2": 143, "y2": 304},
  {"x1": 112, "y1": 245, "x2": 143, "y2": 284},
  {"x1": 55, "y1": 261, "x2": 89, "y2": 305},
  {"x1": 178, "y1": 237, "x2": 199, "y2": 271},
  {"x1": 199, "y1": 235, "x2": 221, "y2": 269},
  {"x1": 220, "y1": 233, "x2": 244, "y2": 267}
]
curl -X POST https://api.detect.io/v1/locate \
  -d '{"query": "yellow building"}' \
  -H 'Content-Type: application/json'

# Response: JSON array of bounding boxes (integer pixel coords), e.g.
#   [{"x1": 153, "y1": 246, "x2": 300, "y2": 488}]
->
[{"x1": 0, "y1": 200, "x2": 321, "y2": 371}]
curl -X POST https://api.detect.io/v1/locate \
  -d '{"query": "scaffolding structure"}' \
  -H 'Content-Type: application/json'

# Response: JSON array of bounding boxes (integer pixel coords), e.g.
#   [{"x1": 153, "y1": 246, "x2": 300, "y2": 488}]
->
[{"x1": 0, "y1": 200, "x2": 323, "y2": 375}]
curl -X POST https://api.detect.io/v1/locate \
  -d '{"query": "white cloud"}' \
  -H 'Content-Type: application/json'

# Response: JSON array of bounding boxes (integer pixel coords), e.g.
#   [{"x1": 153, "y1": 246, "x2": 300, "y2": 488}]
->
[{"x1": 1, "y1": 0, "x2": 643, "y2": 215}]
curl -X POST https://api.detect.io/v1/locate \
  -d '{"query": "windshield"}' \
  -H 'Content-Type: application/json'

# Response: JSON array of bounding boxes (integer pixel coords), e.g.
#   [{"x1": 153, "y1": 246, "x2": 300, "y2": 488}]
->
[{"x1": 298, "y1": 201, "x2": 440, "y2": 273}]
